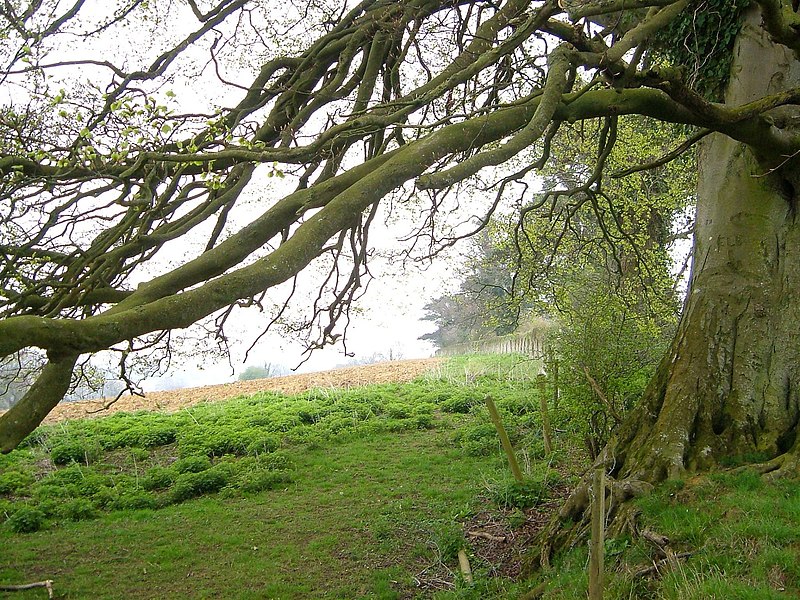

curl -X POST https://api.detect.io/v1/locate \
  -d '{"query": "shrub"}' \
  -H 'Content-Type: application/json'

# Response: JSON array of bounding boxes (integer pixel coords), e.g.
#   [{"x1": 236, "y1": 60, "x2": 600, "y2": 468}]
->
[
  {"x1": 0, "y1": 470, "x2": 34, "y2": 495},
  {"x1": 91, "y1": 488, "x2": 117, "y2": 509},
  {"x1": 111, "y1": 491, "x2": 158, "y2": 511},
  {"x1": 138, "y1": 425, "x2": 178, "y2": 447},
  {"x1": 127, "y1": 446, "x2": 150, "y2": 463},
  {"x1": 440, "y1": 392, "x2": 476, "y2": 414},
  {"x1": 33, "y1": 499, "x2": 60, "y2": 518},
  {"x1": 59, "y1": 498, "x2": 98, "y2": 521},
  {"x1": 245, "y1": 433, "x2": 280, "y2": 456},
  {"x1": 385, "y1": 403, "x2": 411, "y2": 419},
  {"x1": 178, "y1": 428, "x2": 249, "y2": 457},
  {"x1": 6, "y1": 506, "x2": 46, "y2": 533},
  {"x1": 456, "y1": 423, "x2": 500, "y2": 456},
  {"x1": 40, "y1": 467, "x2": 110, "y2": 499},
  {"x1": 428, "y1": 520, "x2": 465, "y2": 563},
  {"x1": 237, "y1": 470, "x2": 293, "y2": 494},
  {"x1": 262, "y1": 452, "x2": 293, "y2": 471},
  {"x1": 489, "y1": 477, "x2": 548, "y2": 509},
  {"x1": 173, "y1": 455, "x2": 212, "y2": 474},
  {"x1": 51, "y1": 440, "x2": 99, "y2": 465},
  {"x1": 40, "y1": 464, "x2": 87, "y2": 485},
  {"x1": 169, "y1": 468, "x2": 230, "y2": 503},
  {"x1": 141, "y1": 466, "x2": 176, "y2": 491}
]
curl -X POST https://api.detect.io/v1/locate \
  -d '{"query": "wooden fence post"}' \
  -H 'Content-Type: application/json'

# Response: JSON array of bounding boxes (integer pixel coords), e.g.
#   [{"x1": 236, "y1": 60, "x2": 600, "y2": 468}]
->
[
  {"x1": 589, "y1": 454, "x2": 606, "y2": 600},
  {"x1": 537, "y1": 372, "x2": 554, "y2": 455},
  {"x1": 485, "y1": 395, "x2": 524, "y2": 483}
]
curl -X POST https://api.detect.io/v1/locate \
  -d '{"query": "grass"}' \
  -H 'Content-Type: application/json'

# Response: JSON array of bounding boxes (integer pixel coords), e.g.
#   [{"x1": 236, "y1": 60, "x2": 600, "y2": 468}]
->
[
  {"x1": 3, "y1": 430, "x2": 509, "y2": 599},
  {"x1": 528, "y1": 471, "x2": 800, "y2": 599},
  {"x1": 2, "y1": 353, "x2": 799, "y2": 599},
  {"x1": 1, "y1": 354, "x2": 560, "y2": 599}
]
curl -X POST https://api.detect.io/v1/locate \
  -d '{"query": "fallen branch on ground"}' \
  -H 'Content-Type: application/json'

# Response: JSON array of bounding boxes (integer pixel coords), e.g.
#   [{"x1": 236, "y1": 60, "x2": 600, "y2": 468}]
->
[
  {"x1": 0, "y1": 580, "x2": 54, "y2": 598},
  {"x1": 467, "y1": 530, "x2": 507, "y2": 542},
  {"x1": 633, "y1": 551, "x2": 693, "y2": 578}
]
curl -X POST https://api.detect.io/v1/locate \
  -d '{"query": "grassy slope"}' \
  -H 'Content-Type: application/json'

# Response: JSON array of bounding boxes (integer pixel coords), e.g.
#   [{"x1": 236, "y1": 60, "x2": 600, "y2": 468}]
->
[
  {"x1": 2, "y1": 355, "x2": 799, "y2": 599},
  {"x1": 3, "y1": 429, "x2": 506, "y2": 599}
]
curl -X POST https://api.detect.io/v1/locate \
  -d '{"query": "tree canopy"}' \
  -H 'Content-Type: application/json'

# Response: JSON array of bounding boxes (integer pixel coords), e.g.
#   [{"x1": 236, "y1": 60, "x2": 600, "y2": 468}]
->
[{"x1": 2, "y1": 0, "x2": 800, "y2": 475}]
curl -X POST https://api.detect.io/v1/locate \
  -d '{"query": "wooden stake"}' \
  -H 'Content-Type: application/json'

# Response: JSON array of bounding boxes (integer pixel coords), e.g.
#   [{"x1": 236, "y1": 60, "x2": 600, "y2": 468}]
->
[
  {"x1": 589, "y1": 458, "x2": 605, "y2": 600},
  {"x1": 537, "y1": 373, "x2": 554, "y2": 454},
  {"x1": 485, "y1": 395, "x2": 523, "y2": 483},
  {"x1": 457, "y1": 549, "x2": 474, "y2": 585},
  {"x1": 551, "y1": 356, "x2": 560, "y2": 412}
]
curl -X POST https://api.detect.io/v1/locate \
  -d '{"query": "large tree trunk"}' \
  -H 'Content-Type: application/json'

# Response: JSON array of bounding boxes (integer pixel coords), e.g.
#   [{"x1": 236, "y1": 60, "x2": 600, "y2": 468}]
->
[
  {"x1": 533, "y1": 6, "x2": 800, "y2": 567},
  {"x1": 609, "y1": 7, "x2": 800, "y2": 483}
]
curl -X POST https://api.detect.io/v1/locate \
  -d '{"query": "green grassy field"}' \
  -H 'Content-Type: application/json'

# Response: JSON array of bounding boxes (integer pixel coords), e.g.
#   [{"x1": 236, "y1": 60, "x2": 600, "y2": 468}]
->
[{"x1": 1, "y1": 355, "x2": 799, "y2": 599}]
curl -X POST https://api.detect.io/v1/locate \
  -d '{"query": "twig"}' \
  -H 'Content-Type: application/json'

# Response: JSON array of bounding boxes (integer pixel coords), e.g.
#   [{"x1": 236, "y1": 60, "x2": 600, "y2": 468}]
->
[
  {"x1": 583, "y1": 366, "x2": 623, "y2": 423},
  {"x1": 467, "y1": 530, "x2": 507, "y2": 542},
  {"x1": 634, "y1": 551, "x2": 693, "y2": 578},
  {"x1": 0, "y1": 580, "x2": 55, "y2": 598}
]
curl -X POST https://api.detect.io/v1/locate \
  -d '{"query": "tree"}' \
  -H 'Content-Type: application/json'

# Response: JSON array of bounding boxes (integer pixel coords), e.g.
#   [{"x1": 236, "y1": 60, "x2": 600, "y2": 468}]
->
[
  {"x1": 420, "y1": 230, "x2": 520, "y2": 349},
  {"x1": 1, "y1": 0, "x2": 799, "y2": 517}
]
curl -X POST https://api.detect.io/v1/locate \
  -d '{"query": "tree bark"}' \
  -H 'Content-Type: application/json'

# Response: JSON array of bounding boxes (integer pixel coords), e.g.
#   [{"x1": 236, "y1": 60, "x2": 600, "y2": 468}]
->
[
  {"x1": 532, "y1": 5, "x2": 800, "y2": 569},
  {"x1": 608, "y1": 6, "x2": 800, "y2": 483},
  {"x1": 0, "y1": 354, "x2": 77, "y2": 452}
]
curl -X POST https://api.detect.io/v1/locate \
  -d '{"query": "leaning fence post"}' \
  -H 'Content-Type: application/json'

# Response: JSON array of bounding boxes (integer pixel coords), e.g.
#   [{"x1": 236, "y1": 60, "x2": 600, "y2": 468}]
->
[{"x1": 485, "y1": 394, "x2": 524, "y2": 483}]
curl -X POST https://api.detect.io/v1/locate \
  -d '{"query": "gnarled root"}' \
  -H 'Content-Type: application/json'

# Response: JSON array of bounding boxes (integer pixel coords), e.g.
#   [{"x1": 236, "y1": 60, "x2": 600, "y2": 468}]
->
[
  {"x1": 734, "y1": 447, "x2": 800, "y2": 481},
  {"x1": 529, "y1": 471, "x2": 653, "y2": 572}
]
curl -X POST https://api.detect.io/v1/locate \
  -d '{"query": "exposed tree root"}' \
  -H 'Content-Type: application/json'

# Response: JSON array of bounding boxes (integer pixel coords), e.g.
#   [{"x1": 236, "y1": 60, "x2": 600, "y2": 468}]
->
[
  {"x1": 734, "y1": 448, "x2": 800, "y2": 481},
  {"x1": 530, "y1": 465, "x2": 654, "y2": 571},
  {"x1": 528, "y1": 443, "x2": 799, "y2": 576}
]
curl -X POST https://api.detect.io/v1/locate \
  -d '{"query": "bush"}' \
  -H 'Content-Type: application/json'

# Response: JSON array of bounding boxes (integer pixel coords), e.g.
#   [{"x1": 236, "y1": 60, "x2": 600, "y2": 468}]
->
[
  {"x1": 489, "y1": 476, "x2": 551, "y2": 509},
  {"x1": 262, "y1": 452, "x2": 293, "y2": 471},
  {"x1": 173, "y1": 455, "x2": 212, "y2": 474},
  {"x1": 111, "y1": 491, "x2": 158, "y2": 511},
  {"x1": 59, "y1": 498, "x2": 98, "y2": 521},
  {"x1": 178, "y1": 428, "x2": 250, "y2": 457},
  {"x1": 6, "y1": 506, "x2": 46, "y2": 533},
  {"x1": 385, "y1": 403, "x2": 411, "y2": 419},
  {"x1": 141, "y1": 466, "x2": 176, "y2": 491},
  {"x1": 125, "y1": 446, "x2": 150, "y2": 465},
  {"x1": 0, "y1": 470, "x2": 34, "y2": 495},
  {"x1": 169, "y1": 468, "x2": 230, "y2": 503},
  {"x1": 245, "y1": 433, "x2": 280, "y2": 456},
  {"x1": 440, "y1": 391, "x2": 476, "y2": 414},
  {"x1": 237, "y1": 470, "x2": 293, "y2": 494},
  {"x1": 456, "y1": 423, "x2": 500, "y2": 456},
  {"x1": 411, "y1": 414, "x2": 435, "y2": 429},
  {"x1": 40, "y1": 464, "x2": 86, "y2": 485},
  {"x1": 38, "y1": 466, "x2": 110, "y2": 499},
  {"x1": 51, "y1": 440, "x2": 99, "y2": 465},
  {"x1": 428, "y1": 520, "x2": 465, "y2": 563},
  {"x1": 138, "y1": 425, "x2": 177, "y2": 447}
]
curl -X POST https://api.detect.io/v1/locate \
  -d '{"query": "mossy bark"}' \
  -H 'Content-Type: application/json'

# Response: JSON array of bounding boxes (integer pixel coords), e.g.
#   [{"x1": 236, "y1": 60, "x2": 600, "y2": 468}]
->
[
  {"x1": 533, "y1": 5, "x2": 800, "y2": 568},
  {"x1": 0, "y1": 354, "x2": 77, "y2": 452},
  {"x1": 609, "y1": 5, "x2": 800, "y2": 483}
]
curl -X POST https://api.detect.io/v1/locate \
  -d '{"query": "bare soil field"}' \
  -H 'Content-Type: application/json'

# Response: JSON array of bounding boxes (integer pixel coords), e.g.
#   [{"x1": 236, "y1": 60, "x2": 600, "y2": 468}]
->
[{"x1": 39, "y1": 357, "x2": 444, "y2": 424}]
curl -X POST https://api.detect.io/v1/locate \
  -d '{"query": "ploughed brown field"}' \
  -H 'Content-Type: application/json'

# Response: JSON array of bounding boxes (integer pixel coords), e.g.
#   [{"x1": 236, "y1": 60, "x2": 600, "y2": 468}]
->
[{"x1": 37, "y1": 357, "x2": 444, "y2": 424}]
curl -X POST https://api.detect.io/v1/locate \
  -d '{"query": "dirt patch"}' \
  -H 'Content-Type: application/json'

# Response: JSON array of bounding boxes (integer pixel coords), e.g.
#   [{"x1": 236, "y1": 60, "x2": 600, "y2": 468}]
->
[
  {"x1": 463, "y1": 484, "x2": 572, "y2": 580},
  {"x1": 37, "y1": 357, "x2": 444, "y2": 424}
]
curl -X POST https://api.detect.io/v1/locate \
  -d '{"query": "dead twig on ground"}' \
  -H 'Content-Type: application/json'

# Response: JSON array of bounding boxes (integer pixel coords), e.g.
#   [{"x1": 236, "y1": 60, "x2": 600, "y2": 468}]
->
[{"x1": 0, "y1": 580, "x2": 55, "y2": 598}]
